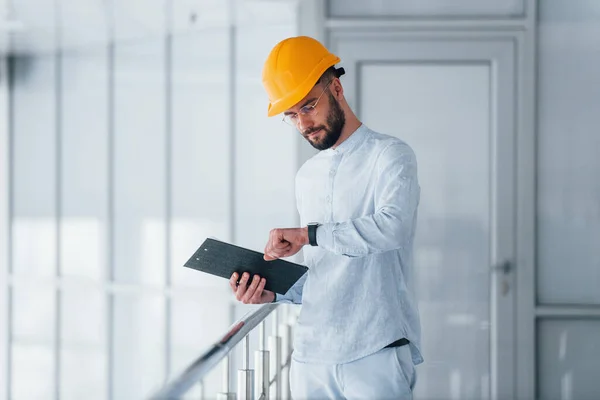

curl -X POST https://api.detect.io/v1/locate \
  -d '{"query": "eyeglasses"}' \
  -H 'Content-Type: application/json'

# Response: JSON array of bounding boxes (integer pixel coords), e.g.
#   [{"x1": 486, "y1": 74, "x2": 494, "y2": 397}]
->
[{"x1": 282, "y1": 80, "x2": 333, "y2": 126}]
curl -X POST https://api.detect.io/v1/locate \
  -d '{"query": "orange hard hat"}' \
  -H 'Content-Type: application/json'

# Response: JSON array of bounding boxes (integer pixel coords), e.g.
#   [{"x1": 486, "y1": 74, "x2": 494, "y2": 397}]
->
[{"x1": 262, "y1": 36, "x2": 342, "y2": 117}]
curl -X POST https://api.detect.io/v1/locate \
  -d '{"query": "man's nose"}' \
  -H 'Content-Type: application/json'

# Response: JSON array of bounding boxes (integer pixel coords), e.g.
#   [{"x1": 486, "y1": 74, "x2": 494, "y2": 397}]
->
[{"x1": 297, "y1": 113, "x2": 313, "y2": 131}]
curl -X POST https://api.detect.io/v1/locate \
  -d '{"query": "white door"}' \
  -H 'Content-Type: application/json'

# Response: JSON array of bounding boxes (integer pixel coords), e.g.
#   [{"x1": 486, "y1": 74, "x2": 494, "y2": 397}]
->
[{"x1": 330, "y1": 31, "x2": 517, "y2": 400}]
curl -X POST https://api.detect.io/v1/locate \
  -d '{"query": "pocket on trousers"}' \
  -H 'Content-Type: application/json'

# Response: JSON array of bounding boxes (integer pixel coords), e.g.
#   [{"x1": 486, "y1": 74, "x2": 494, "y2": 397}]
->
[{"x1": 391, "y1": 346, "x2": 415, "y2": 390}]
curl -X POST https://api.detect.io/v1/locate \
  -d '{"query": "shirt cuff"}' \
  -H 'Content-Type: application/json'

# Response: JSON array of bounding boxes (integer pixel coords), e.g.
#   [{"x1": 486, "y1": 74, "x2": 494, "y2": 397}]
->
[{"x1": 316, "y1": 222, "x2": 336, "y2": 251}]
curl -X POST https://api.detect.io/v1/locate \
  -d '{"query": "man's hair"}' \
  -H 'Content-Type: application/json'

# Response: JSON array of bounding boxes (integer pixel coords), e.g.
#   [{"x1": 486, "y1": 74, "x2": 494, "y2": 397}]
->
[{"x1": 317, "y1": 66, "x2": 345, "y2": 85}]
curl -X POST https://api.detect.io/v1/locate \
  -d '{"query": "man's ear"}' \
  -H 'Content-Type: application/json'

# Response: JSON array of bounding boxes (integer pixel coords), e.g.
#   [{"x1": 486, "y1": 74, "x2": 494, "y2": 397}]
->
[{"x1": 332, "y1": 79, "x2": 343, "y2": 98}]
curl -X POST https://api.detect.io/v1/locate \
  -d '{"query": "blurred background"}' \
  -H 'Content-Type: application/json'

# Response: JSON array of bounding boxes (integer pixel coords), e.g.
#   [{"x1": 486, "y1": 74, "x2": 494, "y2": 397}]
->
[{"x1": 0, "y1": 0, "x2": 598, "y2": 399}]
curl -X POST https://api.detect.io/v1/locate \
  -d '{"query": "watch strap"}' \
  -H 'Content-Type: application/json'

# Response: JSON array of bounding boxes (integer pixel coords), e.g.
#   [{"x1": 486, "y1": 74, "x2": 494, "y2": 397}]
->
[{"x1": 308, "y1": 223, "x2": 320, "y2": 246}]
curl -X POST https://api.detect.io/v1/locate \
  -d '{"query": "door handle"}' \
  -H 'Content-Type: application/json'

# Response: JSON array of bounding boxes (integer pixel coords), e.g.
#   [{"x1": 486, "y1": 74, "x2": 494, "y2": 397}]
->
[
  {"x1": 491, "y1": 260, "x2": 512, "y2": 275},
  {"x1": 491, "y1": 260, "x2": 513, "y2": 295}
]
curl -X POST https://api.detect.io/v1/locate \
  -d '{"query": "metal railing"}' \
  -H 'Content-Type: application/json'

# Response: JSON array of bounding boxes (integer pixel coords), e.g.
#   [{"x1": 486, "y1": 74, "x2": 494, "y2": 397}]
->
[{"x1": 151, "y1": 303, "x2": 295, "y2": 400}]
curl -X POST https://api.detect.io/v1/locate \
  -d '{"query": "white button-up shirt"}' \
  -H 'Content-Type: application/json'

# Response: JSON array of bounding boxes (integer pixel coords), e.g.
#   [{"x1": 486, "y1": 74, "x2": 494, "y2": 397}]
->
[{"x1": 277, "y1": 124, "x2": 423, "y2": 366}]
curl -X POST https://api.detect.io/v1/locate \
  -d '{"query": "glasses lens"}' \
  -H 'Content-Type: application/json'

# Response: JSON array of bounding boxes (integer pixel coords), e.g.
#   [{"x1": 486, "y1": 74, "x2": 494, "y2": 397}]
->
[
  {"x1": 300, "y1": 105, "x2": 317, "y2": 116},
  {"x1": 282, "y1": 115, "x2": 296, "y2": 126},
  {"x1": 283, "y1": 114, "x2": 298, "y2": 126}
]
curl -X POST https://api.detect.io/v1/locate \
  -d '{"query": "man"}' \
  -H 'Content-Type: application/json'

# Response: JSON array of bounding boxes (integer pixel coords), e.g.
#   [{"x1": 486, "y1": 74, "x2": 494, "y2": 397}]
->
[{"x1": 229, "y1": 36, "x2": 423, "y2": 399}]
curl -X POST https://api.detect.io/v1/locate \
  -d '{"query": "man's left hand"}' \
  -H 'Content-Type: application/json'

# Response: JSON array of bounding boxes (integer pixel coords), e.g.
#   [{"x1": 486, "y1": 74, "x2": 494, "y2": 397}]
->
[{"x1": 264, "y1": 227, "x2": 309, "y2": 261}]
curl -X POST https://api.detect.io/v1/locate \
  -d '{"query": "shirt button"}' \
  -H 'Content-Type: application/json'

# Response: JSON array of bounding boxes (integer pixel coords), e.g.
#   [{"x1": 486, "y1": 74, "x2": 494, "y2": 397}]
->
[
  {"x1": 326, "y1": 196, "x2": 331, "y2": 202},
  {"x1": 330, "y1": 170, "x2": 335, "y2": 176}
]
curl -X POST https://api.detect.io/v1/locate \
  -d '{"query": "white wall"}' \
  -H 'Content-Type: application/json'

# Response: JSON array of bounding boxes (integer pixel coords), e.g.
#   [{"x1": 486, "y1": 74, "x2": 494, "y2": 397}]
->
[
  {"x1": 327, "y1": 0, "x2": 525, "y2": 17},
  {"x1": 536, "y1": 0, "x2": 600, "y2": 305},
  {"x1": 536, "y1": 0, "x2": 600, "y2": 397}
]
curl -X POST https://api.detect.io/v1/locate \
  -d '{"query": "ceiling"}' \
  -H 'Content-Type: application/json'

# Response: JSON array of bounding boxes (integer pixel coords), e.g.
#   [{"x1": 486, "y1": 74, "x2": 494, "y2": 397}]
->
[{"x1": 1, "y1": 0, "x2": 297, "y2": 55}]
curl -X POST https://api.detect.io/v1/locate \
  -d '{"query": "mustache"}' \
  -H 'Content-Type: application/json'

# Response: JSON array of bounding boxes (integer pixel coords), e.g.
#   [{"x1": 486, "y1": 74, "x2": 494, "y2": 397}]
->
[{"x1": 302, "y1": 126, "x2": 326, "y2": 137}]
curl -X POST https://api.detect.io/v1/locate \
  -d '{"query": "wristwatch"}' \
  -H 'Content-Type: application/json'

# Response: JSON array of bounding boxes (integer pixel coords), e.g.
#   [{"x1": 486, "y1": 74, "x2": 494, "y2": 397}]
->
[{"x1": 307, "y1": 222, "x2": 321, "y2": 246}]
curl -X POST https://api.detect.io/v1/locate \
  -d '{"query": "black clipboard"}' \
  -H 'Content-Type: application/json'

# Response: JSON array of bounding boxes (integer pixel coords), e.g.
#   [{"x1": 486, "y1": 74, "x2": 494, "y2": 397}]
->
[{"x1": 183, "y1": 238, "x2": 308, "y2": 295}]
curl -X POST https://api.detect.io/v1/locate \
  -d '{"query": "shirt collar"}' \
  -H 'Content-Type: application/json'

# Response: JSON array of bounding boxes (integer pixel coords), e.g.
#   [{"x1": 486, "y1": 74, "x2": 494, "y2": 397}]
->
[{"x1": 325, "y1": 124, "x2": 369, "y2": 155}]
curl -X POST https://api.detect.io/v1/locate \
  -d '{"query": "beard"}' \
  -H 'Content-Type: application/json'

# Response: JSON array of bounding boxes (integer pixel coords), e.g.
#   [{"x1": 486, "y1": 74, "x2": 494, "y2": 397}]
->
[{"x1": 302, "y1": 92, "x2": 346, "y2": 151}]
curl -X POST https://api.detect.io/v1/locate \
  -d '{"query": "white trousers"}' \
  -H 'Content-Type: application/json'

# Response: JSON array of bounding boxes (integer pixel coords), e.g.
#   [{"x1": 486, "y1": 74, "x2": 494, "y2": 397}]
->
[{"x1": 289, "y1": 345, "x2": 416, "y2": 400}]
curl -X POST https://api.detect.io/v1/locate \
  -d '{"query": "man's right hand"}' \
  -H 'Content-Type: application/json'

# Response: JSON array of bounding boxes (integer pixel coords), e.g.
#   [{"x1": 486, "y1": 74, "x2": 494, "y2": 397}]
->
[{"x1": 230, "y1": 272, "x2": 275, "y2": 304}]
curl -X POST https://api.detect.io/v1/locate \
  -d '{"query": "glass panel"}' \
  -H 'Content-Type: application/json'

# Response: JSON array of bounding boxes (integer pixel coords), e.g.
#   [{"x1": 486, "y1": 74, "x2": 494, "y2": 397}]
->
[
  {"x1": 10, "y1": 0, "x2": 57, "y2": 53},
  {"x1": 361, "y1": 64, "x2": 491, "y2": 399},
  {"x1": 113, "y1": 39, "x2": 166, "y2": 285},
  {"x1": 328, "y1": 0, "x2": 524, "y2": 18},
  {"x1": 12, "y1": 217, "x2": 57, "y2": 277},
  {"x1": 59, "y1": 0, "x2": 109, "y2": 48},
  {"x1": 172, "y1": 0, "x2": 229, "y2": 31},
  {"x1": 234, "y1": 10, "x2": 298, "y2": 252},
  {"x1": 112, "y1": 0, "x2": 167, "y2": 42},
  {"x1": 538, "y1": 319, "x2": 600, "y2": 399},
  {"x1": 60, "y1": 50, "x2": 109, "y2": 281},
  {"x1": 60, "y1": 349, "x2": 107, "y2": 400},
  {"x1": 11, "y1": 344, "x2": 54, "y2": 399},
  {"x1": 234, "y1": 0, "x2": 297, "y2": 25},
  {"x1": 536, "y1": 0, "x2": 600, "y2": 305},
  {"x1": 60, "y1": 287, "x2": 107, "y2": 397},
  {"x1": 12, "y1": 286, "x2": 55, "y2": 342},
  {"x1": 170, "y1": 29, "x2": 231, "y2": 286},
  {"x1": 11, "y1": 55, "x2": 57, "y2": 277},
  {"x1": 60, "y1": 288, "x2": 105, "y2": 346},
  {"x1": 112, "y1": 292, "x2": 165, "y2": 399},
  {"x1": 169, "y1": 291, "x2": 231, "y2": 394}
]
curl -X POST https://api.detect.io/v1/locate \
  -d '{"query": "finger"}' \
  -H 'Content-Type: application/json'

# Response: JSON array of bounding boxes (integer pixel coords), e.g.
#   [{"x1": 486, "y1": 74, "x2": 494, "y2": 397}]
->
[
  {"x1": 264, "y1": 240, "x2": 273, "y2": 257},
  {"x1": 265, "y1": 248, "x2": 283, "y2": 260},
  {"x1": 264, "y1": 240, "x2": 289, "y2": 260},
  {"x1": 242, "y1": 275, "x2": 261, "y2": 303},
  {"x1": 274, "y1": 239, "x2": 290, "y2": 249},
  {"x1": 251, "y1": 278, "x2": 266, "y2": 303},
  {"x1": 272, "y1": 244, "x2": 292, "y2": 258},
  {"x1": 236, "y1": 273, "x2": 250, "y2": 300},
  {"x1": 271, "y1": 230, "x2": 283, "y2": 250},
  {"x1": 271, "y1": 241, "x2": 291, "y2": 253},
  {"x1": 274, "y1": 243, "x2": 291, "y2": 253},
  {"x1": 229, "y1": 272, "x2": 239, "y2": 292},
  {"x1": 281, "y1": 245, "x2": 300, "y2": 258},
  {"x1": 239, "y1": 272, "x2": 250, "y2": 286}
]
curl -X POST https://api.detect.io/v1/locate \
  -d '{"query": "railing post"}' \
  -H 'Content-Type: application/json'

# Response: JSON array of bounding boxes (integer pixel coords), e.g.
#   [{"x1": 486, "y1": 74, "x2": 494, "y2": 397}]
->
[
  {"x1": 255, "y1": 321, "x2": 270, "y2": 400},
  {"x1": 280, "y1": 317, "x2": 294, "y2": 400},
  {"x1": 237, "y1": 334, "x2": 255, "y2": 400},
  {"x1": 268, "y1": 308, "x2": 282, "y2": 400},
  {"x1": 216, "y1": 355, "x2": 236, "y2": 400}
]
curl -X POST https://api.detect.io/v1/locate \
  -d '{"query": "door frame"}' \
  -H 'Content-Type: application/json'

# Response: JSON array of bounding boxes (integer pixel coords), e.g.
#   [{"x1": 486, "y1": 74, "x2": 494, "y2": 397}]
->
[
  {"x1": 325, "y1": 28, "x2": 534, "y2": 400},
  {"x1": 299, "y1": 2, "x2": 537, "y2": 399},
  {"x1": 1, "y1": 55, "x2": 10, "y2": 399}
]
